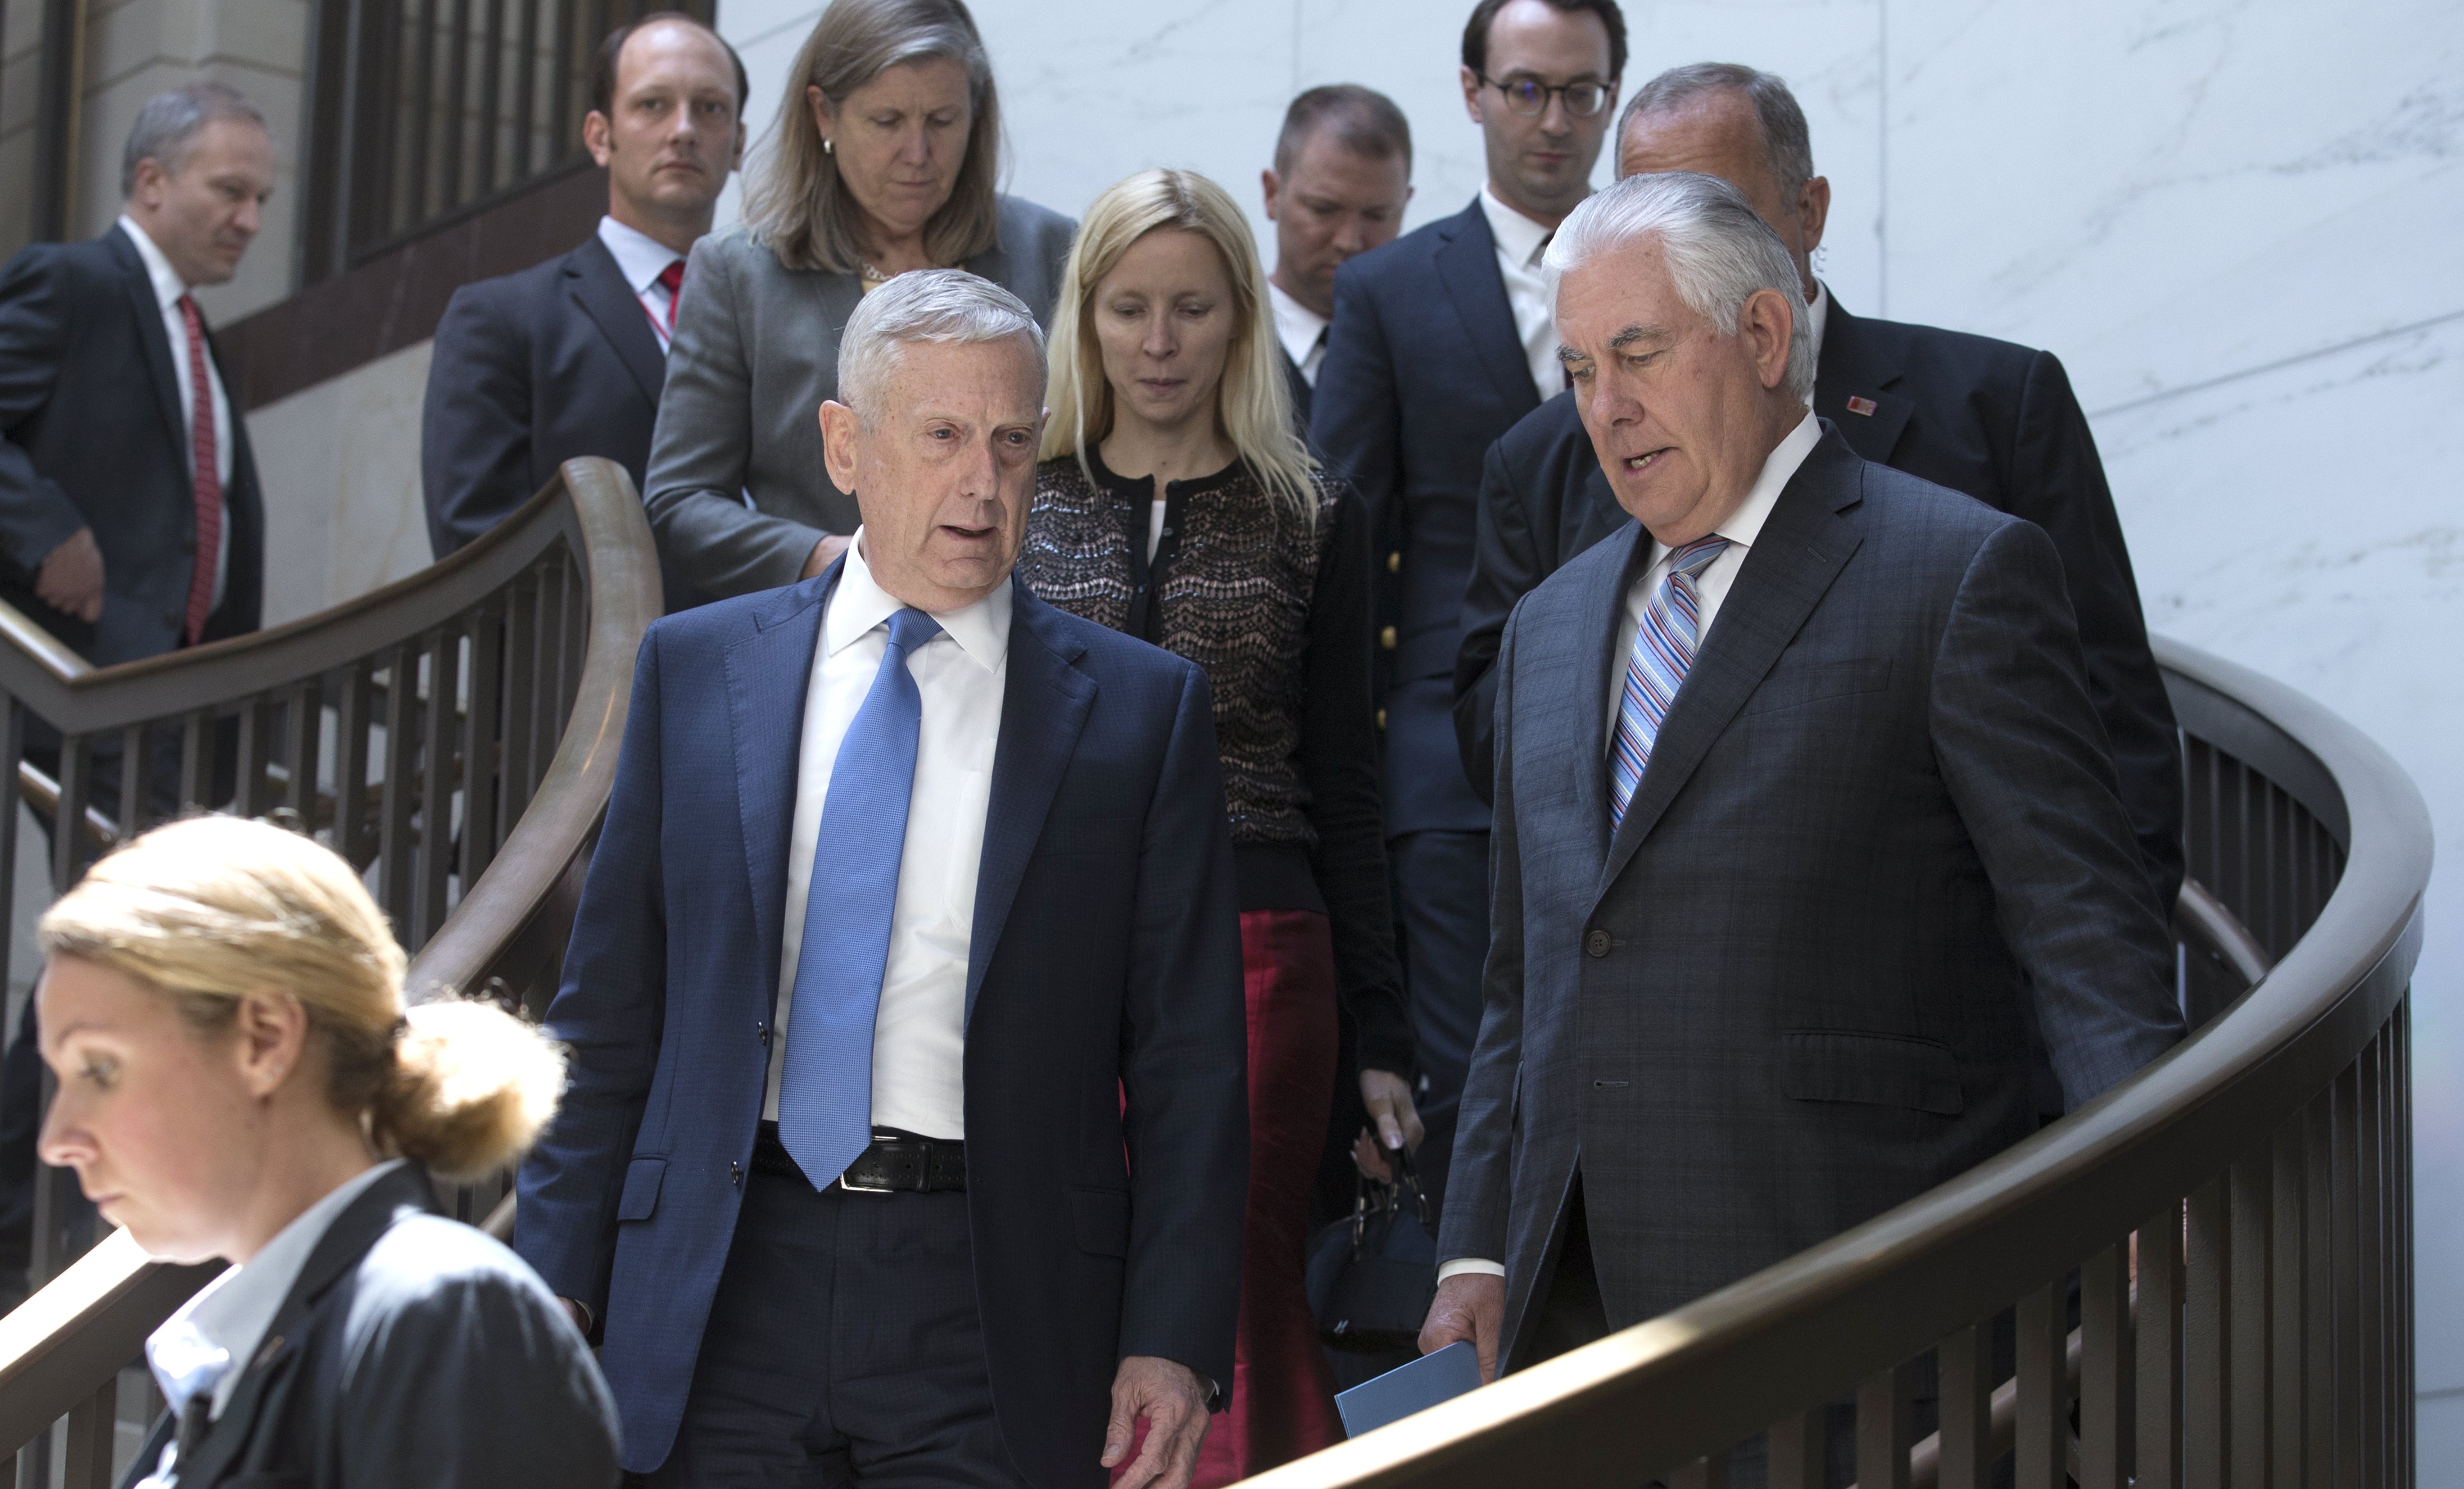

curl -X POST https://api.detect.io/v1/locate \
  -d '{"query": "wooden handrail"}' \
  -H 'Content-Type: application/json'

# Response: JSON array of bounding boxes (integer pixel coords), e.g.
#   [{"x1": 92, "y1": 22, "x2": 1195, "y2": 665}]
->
[
  {"x1": 0, "y1": 458, "x2": 660, "y2": 1462},
  {"x1": 1243, "y1": 636, "x2": 2430, "y2": 1486}
]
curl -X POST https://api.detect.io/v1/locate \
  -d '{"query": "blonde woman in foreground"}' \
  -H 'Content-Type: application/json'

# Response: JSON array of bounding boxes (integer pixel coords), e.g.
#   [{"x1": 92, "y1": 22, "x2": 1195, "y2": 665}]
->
[{"x1": 34, "y1": 815, "x2": 620, "y2": 1489}]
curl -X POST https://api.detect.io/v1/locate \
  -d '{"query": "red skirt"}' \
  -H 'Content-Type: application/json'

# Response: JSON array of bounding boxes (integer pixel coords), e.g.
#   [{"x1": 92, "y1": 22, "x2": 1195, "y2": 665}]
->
[{"x1": 1191, "y1": 908, "x2": 1345, "y2": 1484}]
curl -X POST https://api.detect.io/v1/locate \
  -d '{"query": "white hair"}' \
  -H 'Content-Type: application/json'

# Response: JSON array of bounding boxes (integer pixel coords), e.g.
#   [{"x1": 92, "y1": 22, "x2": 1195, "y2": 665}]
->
[
  {"x1": 1543, "y1": 170, "x2": 1816, "y2": 403},
  {"x1": 836, "y1": 268, "x2": 1047, "y2": 420}
]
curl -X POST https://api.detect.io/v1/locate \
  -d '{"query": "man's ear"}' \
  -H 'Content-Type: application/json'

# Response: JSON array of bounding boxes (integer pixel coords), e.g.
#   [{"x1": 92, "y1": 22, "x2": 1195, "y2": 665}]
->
[
  {"x1": 1740, "y1": 287, "x2": 1796, "y2": 391},
  {"x1": 1261, "y1": 168, "x2": 1282, "y2": 220},
  {"x1": 1798, "y1": 175, "x2": 1832, "y2": 259},
  {"x1": 583, "y1": 110, "x2": 614, "y2": 168},
  {"x1": 1460, "y1": 65, "x2": 1485, "y2": 123},
  {"x1": 820, "y1": 400, "x2": 860, "y2": 494}
]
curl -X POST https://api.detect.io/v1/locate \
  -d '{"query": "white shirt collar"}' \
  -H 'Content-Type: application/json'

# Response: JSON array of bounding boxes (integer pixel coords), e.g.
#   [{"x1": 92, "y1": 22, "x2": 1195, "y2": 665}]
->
[
  {"x1": 1478, "y1": 186, "x2": 1557, "y2": 270},
  {"x1": 1805, "y1": 280, "x2": 1830, "y2": 367},
  {"x1": 828, "y1": 527, "x2": 1012, "y2": 674},
  {"x1": 1266, "y1": 281, "x2": 1329, "y2": 371},
  {"x1": 117, "y1": 215, "x2": 190, "y2": 312},
  {"x1": 1703, "y1": 410, "x2": 1823, "y2": 554},
  {"x1": 596, "y1": 215, "x2": 684, "y2": 295},
  {"x1": 146, "y1": 1160, "x2": 406, "y2": 1421}
]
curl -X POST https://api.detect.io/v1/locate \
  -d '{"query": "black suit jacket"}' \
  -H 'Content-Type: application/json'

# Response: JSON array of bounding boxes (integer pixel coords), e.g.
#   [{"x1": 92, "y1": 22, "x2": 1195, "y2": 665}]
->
[
  {"x1": 1444, "y1": 429, "x2": 2185, "y2": 1364},
  {"x1": 0, "y1": 224, "x2": 264, "y2": 665},
  {"x1": 1281, "y1": 345, "x2": 1314, "y2": 427},
  {"x1": 121, "y1": 1163, "x2": 620, "y2": 1489},
  {"x1": 422, "y1": 234, "x2": 702, "y2": 607},
  {"x1": 1453, "y1": 295, "x2": 2183, "y2": 903},
  {"x1": 1313, "y1": 199, "x2": 1543, "y2": 835}
]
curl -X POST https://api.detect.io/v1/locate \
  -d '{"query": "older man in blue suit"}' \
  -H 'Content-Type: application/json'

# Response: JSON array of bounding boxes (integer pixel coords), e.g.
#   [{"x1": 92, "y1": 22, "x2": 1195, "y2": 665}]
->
[{"x1": 515, "y1": 270, "x2": 1246, "y2": 1489}]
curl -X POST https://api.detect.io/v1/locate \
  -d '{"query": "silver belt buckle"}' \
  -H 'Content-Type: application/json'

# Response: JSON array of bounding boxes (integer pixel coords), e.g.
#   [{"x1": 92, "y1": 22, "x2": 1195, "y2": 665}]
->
[{"x1": 837, "y1": 1168, "x2": 895, "y2": 1194}]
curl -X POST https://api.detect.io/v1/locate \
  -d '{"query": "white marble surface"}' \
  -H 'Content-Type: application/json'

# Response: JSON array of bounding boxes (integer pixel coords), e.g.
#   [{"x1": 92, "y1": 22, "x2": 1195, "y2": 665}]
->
[
  {"x1": 712, "y1": 0, "x2": 2464, "y2": 1397},
  {"x1": 246, "y1": 340, "x2": 437, "y2": 625}
]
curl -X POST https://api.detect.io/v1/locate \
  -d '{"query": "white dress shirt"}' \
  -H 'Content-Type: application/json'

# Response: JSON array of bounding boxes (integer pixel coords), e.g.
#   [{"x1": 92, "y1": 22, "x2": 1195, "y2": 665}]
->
[
  {"x1": 1268, "y1": 280, "x2": 1331, "y2": 387},
  {"x1": 118, "y1": 215, "x2": 231, "y2": 611},
  {"x1": 596, "y1": 215, "x2": 685, "y2": 352},
  {"x1": 763, "y1": 533, "x2": 1008, "y2": 1140},
  {"x1": 137, "y1": 1160, "x2": 407, "y2": 1485},
  {"x1": 1478, "y1": 186, "x2": 1565, "y2": 402},
  {"x1": 1436, "y1": 412, "x2": 1822, "y2": 1287}
]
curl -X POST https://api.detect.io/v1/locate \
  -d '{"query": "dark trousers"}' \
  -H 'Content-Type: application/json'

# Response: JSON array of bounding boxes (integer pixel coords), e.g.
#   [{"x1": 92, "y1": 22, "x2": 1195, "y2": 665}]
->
[
  {"x1": 1388, "y1": 828, "x2": 1489, "y2": 1221},
  {"x1": 646, "y1": 1140, "x2": 1026, "y2": 1488}
]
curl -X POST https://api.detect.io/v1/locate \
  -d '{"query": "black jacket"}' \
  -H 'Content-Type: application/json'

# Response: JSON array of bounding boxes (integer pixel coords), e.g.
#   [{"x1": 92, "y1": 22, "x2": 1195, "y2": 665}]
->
[
  {"x1": 422, "y1": 233, "x2": 701, "y2": 607},
  {"x1": 1453, "y1": 295, "x2": 2184, "y2": 904},
  {"x1": 1447, "y1": 429, "x2": 2184, "y2": 1363},
  {"x1": 1313, "y1": 198, "x2": 1545, "y2": 835},
  {"x1": 0, "y1": 224, "x2": 263, "y2": 665},
  {"x1": 121, "y1": 1163, "x2": 620, "y2": 1489}
]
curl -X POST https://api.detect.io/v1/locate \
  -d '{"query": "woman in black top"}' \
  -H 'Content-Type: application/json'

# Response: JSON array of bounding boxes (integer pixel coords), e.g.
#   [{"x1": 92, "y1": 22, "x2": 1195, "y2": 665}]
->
[{"x1": 1016, "y1": 168, "x2": 1419, "y2": 1483}]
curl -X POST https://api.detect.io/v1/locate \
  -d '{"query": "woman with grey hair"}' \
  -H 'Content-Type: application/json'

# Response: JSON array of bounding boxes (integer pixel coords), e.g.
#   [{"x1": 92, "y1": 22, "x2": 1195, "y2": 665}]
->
[{"x1": 642, "y1": 0, "x2": 1073, "y2": 602}]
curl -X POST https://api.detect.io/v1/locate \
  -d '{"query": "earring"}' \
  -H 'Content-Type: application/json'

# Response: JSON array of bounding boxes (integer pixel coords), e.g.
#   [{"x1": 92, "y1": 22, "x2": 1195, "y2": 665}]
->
[{"x1": 823, "y1": 136, "x2": 834, "y2": 155}]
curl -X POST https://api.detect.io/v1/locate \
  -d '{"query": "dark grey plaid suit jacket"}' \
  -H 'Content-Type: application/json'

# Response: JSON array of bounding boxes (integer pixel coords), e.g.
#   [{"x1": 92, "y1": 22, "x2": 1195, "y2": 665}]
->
[{"x1": 1440, "y1": 425, "x2": 2187, "y2": 1366}]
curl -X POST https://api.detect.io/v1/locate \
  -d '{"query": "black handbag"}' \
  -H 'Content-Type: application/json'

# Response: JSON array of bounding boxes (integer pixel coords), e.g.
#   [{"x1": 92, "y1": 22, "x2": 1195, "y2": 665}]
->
[{"x1": 1304, "y1": 1145, "x2": 1439, "y2": 1351}]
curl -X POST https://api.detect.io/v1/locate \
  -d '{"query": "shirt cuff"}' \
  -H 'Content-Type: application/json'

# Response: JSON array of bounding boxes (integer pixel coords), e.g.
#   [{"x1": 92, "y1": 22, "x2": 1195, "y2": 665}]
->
[{"x1": 1438, "y1": 1258, "x2": 1506, "y2": 1281}]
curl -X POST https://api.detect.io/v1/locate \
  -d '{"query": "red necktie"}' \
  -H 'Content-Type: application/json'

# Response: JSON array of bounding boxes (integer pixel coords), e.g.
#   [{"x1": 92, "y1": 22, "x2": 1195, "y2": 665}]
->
[
  {"x1": 177, "y1": 295, "x2": 222, "y2": 646},
  {"x1": 655, "y1": 260, "x2": 685, "y2": 337}
]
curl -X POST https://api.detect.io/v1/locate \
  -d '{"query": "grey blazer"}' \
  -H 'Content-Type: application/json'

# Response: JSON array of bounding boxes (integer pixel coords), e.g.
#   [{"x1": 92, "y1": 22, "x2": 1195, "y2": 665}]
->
[
  {"x1": 1441, "y1": 426, "x2": 2187, "y2": 1369},
  {"x1": 643, "y1": 195, "x2": 1075, "y2": 599},
  {"x1": 120, "y1": 1163, "x2": 620, "y2": 1489}
]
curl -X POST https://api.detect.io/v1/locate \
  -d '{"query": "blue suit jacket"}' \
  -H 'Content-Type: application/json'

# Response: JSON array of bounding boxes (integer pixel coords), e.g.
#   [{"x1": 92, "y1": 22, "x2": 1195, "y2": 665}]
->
[
  {"x1": 512, "y1": 566, "x2": 1248, "y2": 1484},
  {"x1": 1312, "y1": 197, "x2": 1541, "y2": 835}
]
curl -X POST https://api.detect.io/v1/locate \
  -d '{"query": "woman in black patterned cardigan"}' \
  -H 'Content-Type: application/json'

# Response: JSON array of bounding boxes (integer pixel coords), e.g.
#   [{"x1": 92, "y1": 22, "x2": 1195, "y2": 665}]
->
[{"x1": 1015, "y1": 168, "x2": 1420, "y2": 1484}]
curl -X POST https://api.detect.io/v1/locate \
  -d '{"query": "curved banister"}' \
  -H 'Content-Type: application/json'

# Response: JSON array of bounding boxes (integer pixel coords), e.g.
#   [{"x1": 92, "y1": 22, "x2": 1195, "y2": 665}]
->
[
  {"x1": 0, "y1": 458, "x2": 659, "y2": 1467},
  {"x1": 1248, "y1": 634, "x2": 2429, "y2": 1487}
]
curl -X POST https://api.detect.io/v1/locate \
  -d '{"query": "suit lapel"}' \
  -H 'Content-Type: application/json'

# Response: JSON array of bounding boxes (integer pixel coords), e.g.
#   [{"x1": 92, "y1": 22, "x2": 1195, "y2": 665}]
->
[
  {"x1": 1433, "y1": 200, "x2": 1541, "y2": 414},
  {"x1": 1596, "y1": 436, "x2": 1868, "y2": 898},
  {"x1": 107, "y1": 225, "x2": 191, "y2": 475},
  {"x1": 1571, "y1": 523, "x2": 1644, "y2": 867},
  {"x1": 725, "y1": 574, "x2": 833, "y2": 990},
  {"x1": 1571, "y1": 458, "x2": 1626, "y2": 554},
  {"x1": 965, "y1": 589, "x2": 1095, "y2": 1026},
  {"x1": 567, "y1": 236, "x2": 667, "y2": 407},
  {"x1": 1814, "y1": 297, "x2": 1914, "y2": 465}
]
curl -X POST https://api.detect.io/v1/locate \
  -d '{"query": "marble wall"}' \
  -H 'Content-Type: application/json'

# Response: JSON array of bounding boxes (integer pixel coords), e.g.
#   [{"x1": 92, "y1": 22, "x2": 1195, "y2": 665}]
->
[
  {"x1": 247, "y1": 341, "x2": 440, "y2": 625},
  {"x1": 718, "y1": 0, "x2": 2464, "y2": 1441}
]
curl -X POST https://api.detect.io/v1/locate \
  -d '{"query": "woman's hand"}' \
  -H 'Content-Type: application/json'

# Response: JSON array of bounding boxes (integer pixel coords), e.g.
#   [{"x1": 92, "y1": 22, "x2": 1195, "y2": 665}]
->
[{"x1": 1351, "y1": 1068, "x2": 1425, "y2": 1184}]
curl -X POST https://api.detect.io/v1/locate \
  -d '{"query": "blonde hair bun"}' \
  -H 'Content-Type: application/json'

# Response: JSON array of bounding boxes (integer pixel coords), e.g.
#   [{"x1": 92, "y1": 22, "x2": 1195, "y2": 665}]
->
[{"x1": 39, "y1": 815, "x2": 567, "y2": 1181}]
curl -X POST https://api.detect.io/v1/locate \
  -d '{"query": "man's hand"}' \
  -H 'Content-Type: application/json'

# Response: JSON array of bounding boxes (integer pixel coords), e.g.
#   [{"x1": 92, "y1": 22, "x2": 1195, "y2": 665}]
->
[
  {"x1": 1419, "y1": 1272, "x2": 1505, "y2": 1384},
  {"x1": 801, "y1": 531, "x2": 851, "y2": 579},
  {"x1": 1350, "y1": 1067, "x2": 1425, "y2": 1183},
  {"x1": 1101, "y1": 1355, "x2": 1210, "y2": 1489},
  {"x1": 36, "y1": 528, "x2": 102, "y2": 623}
]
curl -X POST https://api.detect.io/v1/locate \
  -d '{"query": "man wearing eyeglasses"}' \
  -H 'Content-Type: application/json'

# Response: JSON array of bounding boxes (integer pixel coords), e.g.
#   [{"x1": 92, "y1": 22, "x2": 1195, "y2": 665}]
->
[{"x1": 1311, "y1": 0, "x2": 1624, "y2": 1222}]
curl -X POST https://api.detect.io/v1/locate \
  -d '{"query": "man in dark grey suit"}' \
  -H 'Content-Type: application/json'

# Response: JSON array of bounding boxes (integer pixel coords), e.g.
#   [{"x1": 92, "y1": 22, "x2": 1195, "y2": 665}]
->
[{"x1": 1419, "y1": 171, "x2": 2186, "y2": 1381}]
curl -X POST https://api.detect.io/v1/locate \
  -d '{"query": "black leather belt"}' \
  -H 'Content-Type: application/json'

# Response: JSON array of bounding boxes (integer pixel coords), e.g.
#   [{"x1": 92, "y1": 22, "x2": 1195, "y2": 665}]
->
[{"x1": 754, "y1": 1122, "x2": 965, "y2": 1193}]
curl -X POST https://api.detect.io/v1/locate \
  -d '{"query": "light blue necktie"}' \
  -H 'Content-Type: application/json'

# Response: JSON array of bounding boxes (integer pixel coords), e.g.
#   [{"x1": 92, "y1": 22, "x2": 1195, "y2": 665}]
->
[
  {"x1": 778, "y1": 606, "x2": 942, "y2": 1186},
  {"x1": 1610, "y1": 536, "x2": 1730, "y2": 827}
]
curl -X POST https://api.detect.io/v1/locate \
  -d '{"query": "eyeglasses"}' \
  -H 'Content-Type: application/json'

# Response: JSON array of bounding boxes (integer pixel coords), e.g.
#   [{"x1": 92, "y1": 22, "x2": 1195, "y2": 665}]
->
[{"x1": 1479, "y1": 73, "x2": 1611, "y2": 119}]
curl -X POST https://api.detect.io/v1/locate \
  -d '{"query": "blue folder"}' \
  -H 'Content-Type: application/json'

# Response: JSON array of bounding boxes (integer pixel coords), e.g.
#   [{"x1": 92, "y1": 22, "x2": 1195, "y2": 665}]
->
[{"x1": 1333, "y1": 1341, "x2": 1484, "y2": 1438}]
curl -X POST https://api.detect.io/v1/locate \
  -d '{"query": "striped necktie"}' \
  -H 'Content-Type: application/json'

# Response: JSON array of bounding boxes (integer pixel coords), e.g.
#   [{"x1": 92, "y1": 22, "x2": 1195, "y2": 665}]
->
[{"x1": 1610, "y1": 536, "x2": 1731, "y2": 827}]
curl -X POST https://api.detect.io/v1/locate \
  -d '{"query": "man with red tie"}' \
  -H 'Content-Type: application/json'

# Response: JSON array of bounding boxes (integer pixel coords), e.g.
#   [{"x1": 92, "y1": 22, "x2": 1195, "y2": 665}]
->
[
  {"x1": 0, "y1": 81, "x2": 277, "y2": 1295},
  {"x1": 422, "y1": 10, "x2": 745, "y2": 608}
]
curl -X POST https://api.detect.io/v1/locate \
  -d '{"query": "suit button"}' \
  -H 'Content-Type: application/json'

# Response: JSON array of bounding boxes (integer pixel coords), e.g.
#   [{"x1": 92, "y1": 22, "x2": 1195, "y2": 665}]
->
[
  {"x1": 1375, "y1": 708, "x2": 1387, "y2": 731},
  {"x1": 1379, "y1": 626, "x2": 1397, "y2": 650},
  {"x1": 729, "y1": 1160, "x2": 743, "y2": 1189},
  {"x1": 1585, "y1": 930, "x2": 1612, "y2": 958},
  {"x1": 756, "y1": 1022, "x2": 770, "y2": 1048},
  {"x1": 1386, "y1": 551, "x2": 1402, "y2": 573}
]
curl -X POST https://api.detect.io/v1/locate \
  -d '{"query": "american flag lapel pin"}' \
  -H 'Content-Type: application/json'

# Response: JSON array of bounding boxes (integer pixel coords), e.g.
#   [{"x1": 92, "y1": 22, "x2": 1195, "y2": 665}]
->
[{"x1": 1845, "y1": 395, "x2": 1879, "y2": 416}]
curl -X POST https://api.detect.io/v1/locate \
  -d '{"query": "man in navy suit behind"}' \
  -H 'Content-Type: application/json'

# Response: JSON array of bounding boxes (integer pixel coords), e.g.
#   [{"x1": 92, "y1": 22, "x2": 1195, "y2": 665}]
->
[
  {"x1": 421, "y1": 11, "x2": 744, "y2": 608},
  {"x1": 514, "y1": 270, "x2": 1245, "y2": 1489},
  {"x1": 1310, "y1": 0, "x2": 1625, "y2": 1214}
]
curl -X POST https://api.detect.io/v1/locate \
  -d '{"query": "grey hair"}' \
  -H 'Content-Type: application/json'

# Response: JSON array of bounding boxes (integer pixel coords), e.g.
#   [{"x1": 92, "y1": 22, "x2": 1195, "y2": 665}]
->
[
  {"x1": 1619, "y1": 63, "x2": 1815, "y2": 204},
  {"x1": 1544, "y1": 170, "x2": 1817, "y2": 403},
  {"x1": 121, "y1": 84, "x2": 266, "y2": 198},
  {"x1": 836, "y1": 268, "x2": 1046, "y2": 418}
]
